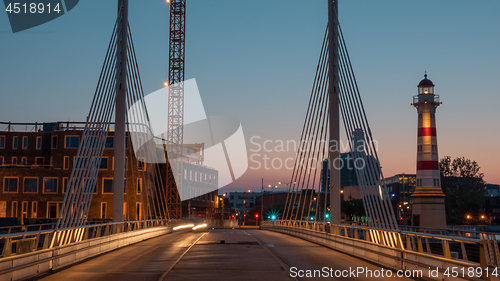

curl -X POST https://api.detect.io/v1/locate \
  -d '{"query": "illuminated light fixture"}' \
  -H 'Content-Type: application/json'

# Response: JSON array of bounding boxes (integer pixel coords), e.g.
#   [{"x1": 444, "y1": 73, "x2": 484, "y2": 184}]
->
[
  {"x1": 192, "y1": 223, "x2": 207, "y2": 230},
  {"x1": 164, "y1": 82, "x2": 169, "y2": 87},
  {"x1": 173, "y1": 224, "x2": 195, "y2": 230},
  {"x1": 340, "y1": 190, "x2": 344, "y2": 194}
]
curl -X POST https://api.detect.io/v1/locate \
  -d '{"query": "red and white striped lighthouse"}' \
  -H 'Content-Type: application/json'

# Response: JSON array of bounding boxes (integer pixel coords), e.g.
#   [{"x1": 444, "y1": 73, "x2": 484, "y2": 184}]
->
[{"x1": 410, "y1": 73, "x2": 446, "y2": 228}]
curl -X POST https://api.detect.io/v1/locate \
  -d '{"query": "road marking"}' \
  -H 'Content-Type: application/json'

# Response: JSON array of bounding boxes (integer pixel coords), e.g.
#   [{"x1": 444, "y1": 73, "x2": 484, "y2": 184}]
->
[
  {"x1": 158, "y1": 232, "x2": 207, "y2": 281},
  {"x1": 243, "y1": 231, "x2": 299, "y2": 281}
]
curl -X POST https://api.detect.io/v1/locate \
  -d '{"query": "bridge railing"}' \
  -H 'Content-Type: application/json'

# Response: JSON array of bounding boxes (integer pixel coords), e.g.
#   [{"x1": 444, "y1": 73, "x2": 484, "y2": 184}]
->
[
  {"x1": 400, "y1": 225, "x2": 500, "y2": 240},
  {"x1": 263, "y1": 220, "x2": 500, "y2": 280},
  {"x1": 0, "y1": 219, "x2": 177, "y2": 258}
]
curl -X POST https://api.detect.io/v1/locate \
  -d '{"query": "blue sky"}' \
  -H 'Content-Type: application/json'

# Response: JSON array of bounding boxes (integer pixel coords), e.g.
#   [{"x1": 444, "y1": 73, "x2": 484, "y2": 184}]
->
[{"x1": 1, "y1": 0, "x2": 499, "y2": 191}]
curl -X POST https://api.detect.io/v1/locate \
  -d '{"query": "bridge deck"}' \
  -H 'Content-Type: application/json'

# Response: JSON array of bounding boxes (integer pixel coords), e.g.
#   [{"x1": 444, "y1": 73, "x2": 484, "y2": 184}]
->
[{"x1": 37, "y1": 229, "x2": 414, "y2": 281}]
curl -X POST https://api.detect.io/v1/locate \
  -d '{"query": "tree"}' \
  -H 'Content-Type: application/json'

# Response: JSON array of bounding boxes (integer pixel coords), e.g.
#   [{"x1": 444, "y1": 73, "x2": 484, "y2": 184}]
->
[{"x1": 439, "y1": 156, "x2": 486, "y2": 225}]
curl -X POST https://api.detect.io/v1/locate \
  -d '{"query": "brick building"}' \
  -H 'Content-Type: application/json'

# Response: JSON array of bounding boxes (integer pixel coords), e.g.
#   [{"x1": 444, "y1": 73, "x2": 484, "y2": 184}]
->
[{"x1": 0, "y1": 122, "x2": 220, "y2": 223}]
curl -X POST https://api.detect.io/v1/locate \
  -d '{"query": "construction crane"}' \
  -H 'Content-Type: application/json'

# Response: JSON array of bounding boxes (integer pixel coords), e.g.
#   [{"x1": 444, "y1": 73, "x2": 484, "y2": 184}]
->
[{"x1": 166, "y1": 0, "x2": 186, "y2": 218}]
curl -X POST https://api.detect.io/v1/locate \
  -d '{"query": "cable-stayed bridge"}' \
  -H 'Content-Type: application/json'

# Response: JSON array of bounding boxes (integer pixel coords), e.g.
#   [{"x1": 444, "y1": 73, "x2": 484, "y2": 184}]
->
[{"x1": 0, "y1": 1, "x2": 499, "y2": 280}]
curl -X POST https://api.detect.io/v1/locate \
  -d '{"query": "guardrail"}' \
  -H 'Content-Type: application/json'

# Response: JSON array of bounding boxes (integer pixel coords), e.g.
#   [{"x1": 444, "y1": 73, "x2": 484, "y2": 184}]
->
[
  {"x1": 263, "y1": 220, "x2": 500, "y2": 281},
  {"x1": 0, "y1": 223, "x2": 56, "y2": 235},
  {"x1": 0, "y1": 219, "x2": 194, "y2": 281},
  {"x1": 0, "y1": 219, "x2": 177, "y2": 258}
]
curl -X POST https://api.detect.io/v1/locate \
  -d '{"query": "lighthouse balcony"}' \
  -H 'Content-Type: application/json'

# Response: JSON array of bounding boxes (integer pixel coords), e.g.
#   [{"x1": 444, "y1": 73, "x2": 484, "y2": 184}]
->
[{"x1": 413, "y1": 95, "x2": 440, "y2": 105}]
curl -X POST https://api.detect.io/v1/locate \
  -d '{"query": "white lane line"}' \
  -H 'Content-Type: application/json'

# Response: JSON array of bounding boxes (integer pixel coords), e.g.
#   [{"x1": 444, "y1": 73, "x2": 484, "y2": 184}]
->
[
  {"x1": 157, "y1": 232, "x2": 207, "y2": 281},
  {"x1": 243, "y1": 230, "x2": 299, "y2": 281}
]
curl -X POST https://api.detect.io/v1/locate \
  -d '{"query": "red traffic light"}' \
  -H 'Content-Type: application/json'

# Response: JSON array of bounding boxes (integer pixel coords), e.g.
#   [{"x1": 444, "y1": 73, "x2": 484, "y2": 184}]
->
[
  {"x1": 255, "y1": 214, "x2": 259, "y2": 218},
  {"x1": 399, "y1": 217, "x2": 403, "y2": 220}
]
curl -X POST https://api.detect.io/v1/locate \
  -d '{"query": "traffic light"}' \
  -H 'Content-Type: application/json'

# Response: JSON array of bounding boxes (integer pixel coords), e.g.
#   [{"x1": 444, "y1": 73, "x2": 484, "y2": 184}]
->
[
  {"x1": 310, "y1": 216, "x2": 314, "y2": 221},
  {"x1": 325, "y1": 213, "x2": 329, "y2": 218},
  {"x1": 271, "y1": 215, "x2": 276, "y2": 220},
  {"x1": 255, "y1": 214, "x2": 259, "y2": 219}
]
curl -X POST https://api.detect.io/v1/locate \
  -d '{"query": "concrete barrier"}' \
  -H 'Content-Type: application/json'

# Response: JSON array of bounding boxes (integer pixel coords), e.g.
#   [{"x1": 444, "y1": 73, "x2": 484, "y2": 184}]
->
[{"x1": 263, "y1": 224, "x2": 500, "y2": 281}]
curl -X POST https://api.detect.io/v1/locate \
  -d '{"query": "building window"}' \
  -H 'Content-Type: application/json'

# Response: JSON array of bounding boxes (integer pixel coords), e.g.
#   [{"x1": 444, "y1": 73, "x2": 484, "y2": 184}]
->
[
  {"x1": 138, "y1": 158, "x2": 145, "y2": 170},
  {"x1": 0, "y1": 156, "x2": 3, "y2": 166},
  {"x1": 12, "y1": 201, "x2": 18, "y2": 217},
  {"x1": 13, "y1": 136, "x2": 18, "y2": 149},
  {"x1": 22, "y1": 201, "x2": 28, "y2": 219},
  {"x1": 63, "y1": 177, "x2": 68, "y2": 193},
  {"x1": 100, "y1": 157, "x2": 108, "y2": 170},
  {"x1": 32, "y1": 202, "x2": 38, "y2": 218},
  {"x1": 47, "y1": 202, "x2": 60, "y2": 218},
  {"x1": 24, "y1": 178, "x2": 38, "y2": 193},
  {"x1": 137, "y1": 178, "x2": 142, "y2": 194},
  {"x1": 136, "y1": 203, "x2": 141, "y2": 220},
  {"x1": 105, "y1": 136, "x2": 114, "y2": 148},
  {"x1": 101, "y1": 202, "x2": 107, "y2": 219},
  {"x1": 51, "y1": 136, "x2": 58, "y2": 149},
  {"x1": 36, "y1": 136, "x2": 42, "y2": 150},
  {"x1": 22, "y1": 136, "x2": 28, "y2": 150},
  {"x1": 436, "y1": 179, "x2": 439, "y2": 186},
  {"x1": 0, "y1": 135, "x2": 4, "y2": 149},
  {"x1": 4, "y1": 178, "x2": 18, "y2": 193},
  {"x1": 64, "y1": 156, "x2": 70, "y2": 169},
  {"x1": 43, "y1": 178, "x2": 58, "y2": 193},
  {"x1": 65, "y1": 136, "x2": 80, "y2": 148},
  {"x1": 35, "y1": 157, "x2": 44, "y2": 166},
  {"x1": 20, "y1": 157, "x2": 27, "y2": 166},
  {"x1": 103, "y1": 179, "x2": 113, "y2": 193},
  {"x1": 11, "y1": 157, "x2": 17, "y2": 165}
]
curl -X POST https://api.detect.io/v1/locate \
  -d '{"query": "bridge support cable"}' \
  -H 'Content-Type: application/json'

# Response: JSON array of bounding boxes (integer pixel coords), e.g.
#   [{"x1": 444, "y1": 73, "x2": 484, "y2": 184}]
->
[
  {"x1": 56, "y1": 17, "x2": 120, "y2": 229},
  {"x1": 298, "y1": 43, "x2": 330, "y2": 222},
  {"x1": 336, "y1": 19, "x2": 399, "y2": 232},
  {"x1": 283, "y1": 28, "x2": 329, "y2": 221},
  {"x1": 281, "y1": 19, "x2": 401, "y2": 242},
  {"x1": 338, "y1": 27, "x2": 399, "y2": 232},
  {"x1": 126, "y1": 26, "x2": 170, "y2": 220},
  {"x1": 57, "y1": 5, "x2": 169, "y2": 229}
]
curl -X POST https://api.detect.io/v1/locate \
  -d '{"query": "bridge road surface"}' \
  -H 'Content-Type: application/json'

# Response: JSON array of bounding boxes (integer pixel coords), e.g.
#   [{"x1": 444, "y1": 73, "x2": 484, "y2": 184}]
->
[{"x1": 37, "y1": 228, "x2": 415, "y2": 281}]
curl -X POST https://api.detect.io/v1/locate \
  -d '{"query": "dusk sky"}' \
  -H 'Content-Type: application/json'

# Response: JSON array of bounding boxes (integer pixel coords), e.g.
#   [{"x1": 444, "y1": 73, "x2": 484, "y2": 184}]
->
[{"x1": 1, "y1": 0, "x2": 499, "y2": 193}]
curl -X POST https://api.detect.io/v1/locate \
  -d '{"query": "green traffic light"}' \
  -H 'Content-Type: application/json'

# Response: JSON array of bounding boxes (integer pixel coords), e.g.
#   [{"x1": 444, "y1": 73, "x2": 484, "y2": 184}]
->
[
  {"x1": 325, "y1": 214, "x2": 329, "y2": 218},
  {"x1": 271, "y1": 215, "x2": 276, "y2": 220}
]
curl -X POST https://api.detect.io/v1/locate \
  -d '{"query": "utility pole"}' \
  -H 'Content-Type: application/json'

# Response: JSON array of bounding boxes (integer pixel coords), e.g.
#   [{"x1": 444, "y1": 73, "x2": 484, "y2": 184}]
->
[
  {"x1": 261, "y1": 178, "x2": 264, "y2": 222},
  {"x1": 328, "y1": 0, "x2": 341, "y2": 225},
  {"x1": 113, "y1": 0, "x2": 128, "y2": 223}
]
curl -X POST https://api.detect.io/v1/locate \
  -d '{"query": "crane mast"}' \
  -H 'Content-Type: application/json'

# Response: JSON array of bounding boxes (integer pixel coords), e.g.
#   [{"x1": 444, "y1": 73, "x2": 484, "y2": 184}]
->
[{"x1": 166, "y1": 0, "x2": 186, "y2": 218}]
